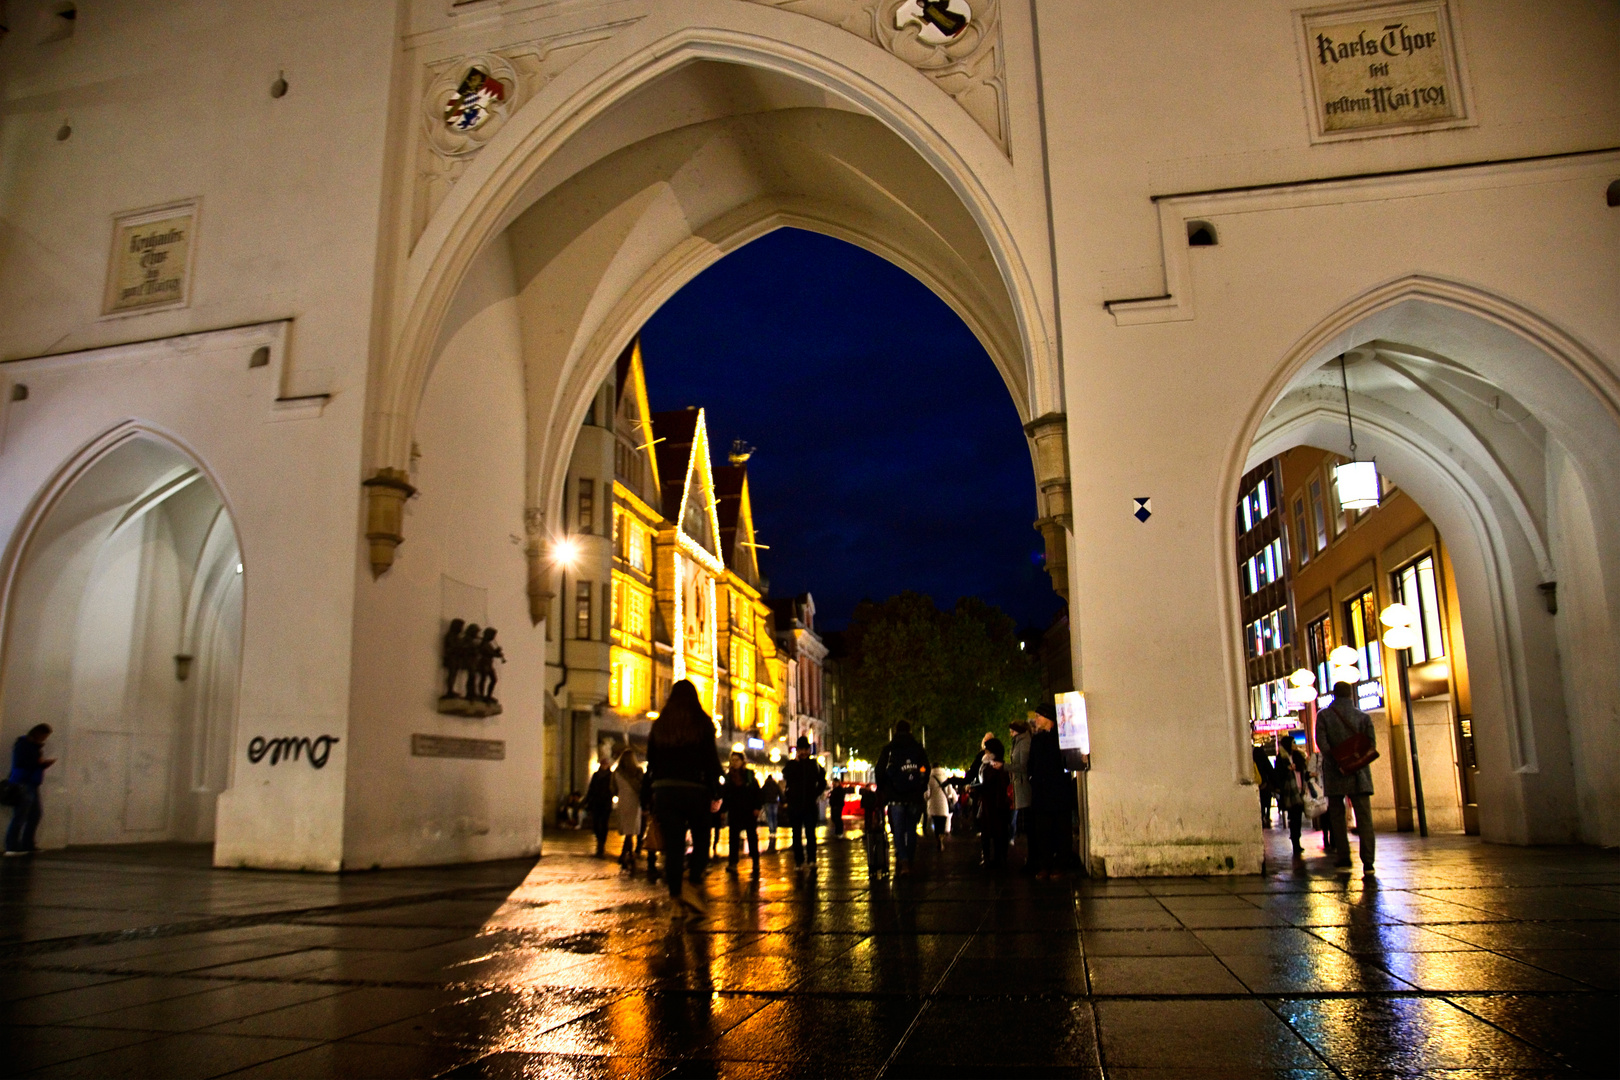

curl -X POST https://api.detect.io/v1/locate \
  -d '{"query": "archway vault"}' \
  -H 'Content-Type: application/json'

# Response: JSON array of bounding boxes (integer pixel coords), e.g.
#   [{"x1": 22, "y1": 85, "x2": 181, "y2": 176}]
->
[
  {"x1": 1224, "y1": 275, "x2": 1620, "y2": 845},
  {"x1": 363, "y1": 10, "x2": 1064, "y2": 584}
]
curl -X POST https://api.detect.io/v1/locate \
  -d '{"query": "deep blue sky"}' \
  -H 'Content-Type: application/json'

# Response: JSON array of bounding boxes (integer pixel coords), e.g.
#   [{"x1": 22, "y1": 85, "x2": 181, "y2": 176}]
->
[{"x1": 639, "y1": 228, "x2": 1061, "y2": 633}]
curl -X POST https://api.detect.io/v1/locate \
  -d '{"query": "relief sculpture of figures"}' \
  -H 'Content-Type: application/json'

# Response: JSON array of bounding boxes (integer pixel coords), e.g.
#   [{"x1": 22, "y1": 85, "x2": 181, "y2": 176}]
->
[{"x1": 438, "y1": 620, "x2": 503, "y2": 717}]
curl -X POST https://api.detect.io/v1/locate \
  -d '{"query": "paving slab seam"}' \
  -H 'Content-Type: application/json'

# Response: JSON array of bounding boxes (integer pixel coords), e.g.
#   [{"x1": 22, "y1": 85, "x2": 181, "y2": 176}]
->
[{"x1": 873, "y1": 905, "x2": 994, "y2": 1079}]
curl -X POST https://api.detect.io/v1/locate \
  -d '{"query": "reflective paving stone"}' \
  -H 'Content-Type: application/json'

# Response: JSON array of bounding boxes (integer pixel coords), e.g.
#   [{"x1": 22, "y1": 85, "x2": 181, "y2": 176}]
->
[{"x1": 0, "y1": 830, "x2": 1614, "y2": 1077}]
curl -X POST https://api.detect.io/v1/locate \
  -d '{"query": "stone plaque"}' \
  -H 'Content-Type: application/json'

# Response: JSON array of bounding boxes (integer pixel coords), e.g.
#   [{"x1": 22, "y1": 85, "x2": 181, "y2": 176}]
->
[
  {"x1": 1297, "y1": 2, "x2": 1470, "y2": 141},
  {"x1": 411, "y1": 733, "x2": 505, "y2": 760},
  {"x1": 104, "y1": 201, "x2": 198, "y2": 315}
]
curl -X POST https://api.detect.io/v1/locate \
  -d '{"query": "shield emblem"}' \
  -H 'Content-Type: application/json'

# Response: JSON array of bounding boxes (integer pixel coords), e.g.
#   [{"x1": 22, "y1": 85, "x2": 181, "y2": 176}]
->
[
  {"x1": 443, "y1": 66, "x2": 507, "y2": 132},
  {"x1": 894, "y1": 0, "x2": 972, "y2": 45}
]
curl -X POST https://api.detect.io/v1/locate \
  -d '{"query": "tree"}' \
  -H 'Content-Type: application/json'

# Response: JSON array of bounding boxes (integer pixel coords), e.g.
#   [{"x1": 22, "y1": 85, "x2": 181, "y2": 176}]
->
[{"x1": 842, "y1": 592, "x2": 1041, "y2": 768}]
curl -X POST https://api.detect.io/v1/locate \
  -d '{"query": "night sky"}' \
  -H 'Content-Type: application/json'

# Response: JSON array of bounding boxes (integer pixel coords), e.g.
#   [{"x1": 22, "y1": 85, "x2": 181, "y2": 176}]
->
[{"x1": 639, "y1": 228, "x2": 1062, "y2": 634}]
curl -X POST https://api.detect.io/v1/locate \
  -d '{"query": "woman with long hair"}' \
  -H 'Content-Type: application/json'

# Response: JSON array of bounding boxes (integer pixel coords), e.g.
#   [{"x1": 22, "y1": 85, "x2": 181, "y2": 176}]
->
[
  {"x1": 612, "y1": 747, "x2": 644, "y2": 870},
  {"x1": 646, "y1": 679, "x2": 722, "y2": 914}
]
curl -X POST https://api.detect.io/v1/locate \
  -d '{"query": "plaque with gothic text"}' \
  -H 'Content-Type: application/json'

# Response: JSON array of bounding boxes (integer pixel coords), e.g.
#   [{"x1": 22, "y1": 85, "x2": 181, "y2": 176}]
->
[
  {"x1": 1296, "y1": 1, "x2": 1471, "y2": 142},
  {"x1": 103, "y1": 200, "x2": 198, "y2": 316}
]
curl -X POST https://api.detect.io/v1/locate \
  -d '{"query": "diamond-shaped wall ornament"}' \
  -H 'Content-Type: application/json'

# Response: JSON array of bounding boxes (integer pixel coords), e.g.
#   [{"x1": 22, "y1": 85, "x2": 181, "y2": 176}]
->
[{"x1": 1133, "y1": 497, "x2": 1152, "y2": 523}]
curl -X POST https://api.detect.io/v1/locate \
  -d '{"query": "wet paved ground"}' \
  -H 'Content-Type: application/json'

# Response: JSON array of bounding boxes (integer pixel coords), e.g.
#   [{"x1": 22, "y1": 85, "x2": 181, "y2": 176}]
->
[{"x1": 2, "y1": 825, "x2": 1617, "y2": 1078}]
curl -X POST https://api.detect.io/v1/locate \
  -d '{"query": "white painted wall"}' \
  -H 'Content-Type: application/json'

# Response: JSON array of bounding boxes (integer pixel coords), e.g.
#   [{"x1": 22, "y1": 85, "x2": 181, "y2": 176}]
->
[{"x1": 343, "y1": 235, "x2": 550, "y2": 868}]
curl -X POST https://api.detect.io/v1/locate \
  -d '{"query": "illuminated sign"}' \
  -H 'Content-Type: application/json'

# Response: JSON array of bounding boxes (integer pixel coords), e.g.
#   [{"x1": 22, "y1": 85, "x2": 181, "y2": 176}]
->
[
  {"x1": 1055, "y1": 691, "x2": 1089, "y2": 755},
  {"x1": 747, "y1": 737, "x2": 764, "y2": 750}
]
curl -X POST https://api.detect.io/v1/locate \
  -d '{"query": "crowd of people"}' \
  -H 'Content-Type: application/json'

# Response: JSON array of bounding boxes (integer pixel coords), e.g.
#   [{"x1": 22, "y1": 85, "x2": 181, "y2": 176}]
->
[{"x1": 563, "y1": 680, "x2": 1087, "y2": 916}]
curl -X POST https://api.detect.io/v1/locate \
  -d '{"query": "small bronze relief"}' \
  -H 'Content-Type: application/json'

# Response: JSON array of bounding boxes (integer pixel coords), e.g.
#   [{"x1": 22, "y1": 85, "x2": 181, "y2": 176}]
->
[{"x1": 439, "y1": 618, "x2": 505, "y2": 717}]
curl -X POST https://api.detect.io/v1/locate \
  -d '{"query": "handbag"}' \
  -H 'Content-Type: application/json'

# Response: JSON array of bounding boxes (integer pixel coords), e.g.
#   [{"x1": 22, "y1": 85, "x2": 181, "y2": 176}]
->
[
  {"x1": 1329, "y1": 731, "x2": 1380, "y2": 774},
  {"x1": 641, "y1": 816, "x2": 664, "y2": 854}
]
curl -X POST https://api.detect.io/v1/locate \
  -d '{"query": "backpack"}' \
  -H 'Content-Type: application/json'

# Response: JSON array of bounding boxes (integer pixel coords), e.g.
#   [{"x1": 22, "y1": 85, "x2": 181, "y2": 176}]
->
[{"x1": 886, "y1": 740, "x2": 928, "y2": 800}]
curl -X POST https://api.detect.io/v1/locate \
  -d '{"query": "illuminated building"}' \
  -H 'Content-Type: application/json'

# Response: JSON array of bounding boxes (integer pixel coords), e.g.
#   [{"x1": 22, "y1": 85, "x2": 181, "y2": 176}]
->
[
  {"x1": 547, "y1": 341, "x2": 788, "y2": 797},
  {"x1": 1242, "y1": 446, "x2": 1478, "y2": 836}
]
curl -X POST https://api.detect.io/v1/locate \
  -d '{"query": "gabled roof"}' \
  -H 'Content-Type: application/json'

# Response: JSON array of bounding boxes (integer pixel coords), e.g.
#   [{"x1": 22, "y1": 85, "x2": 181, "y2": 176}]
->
[
  {"x1": 714, "y1": 463, "x2": 760, "y2": 587},
  {"x1": 650, "y1": 407, "x2": 723, "y2": 567},
  {"x1": 614, "y1": 339, "x2": 660, "y2": 507}
]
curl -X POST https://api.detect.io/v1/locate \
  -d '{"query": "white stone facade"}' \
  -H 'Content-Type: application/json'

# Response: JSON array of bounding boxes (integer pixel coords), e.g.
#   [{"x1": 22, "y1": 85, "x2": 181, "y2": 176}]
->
[{"x1": 0, "y1": 0, "x2": 1615, "y2": 872}]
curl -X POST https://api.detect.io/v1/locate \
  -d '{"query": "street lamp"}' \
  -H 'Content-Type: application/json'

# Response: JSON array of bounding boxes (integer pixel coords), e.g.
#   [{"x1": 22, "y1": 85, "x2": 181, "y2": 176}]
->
[
  {"x1": 1331, "y1": 355, "x2": 1382, "y2": 511},
  {"x1": 1327, "y1": 645, "x2": 1362, "y2": 690},
  {"x1": 551, "y1": 536, "x2": 582, "y2": 698},
  {"x1": 1380, "y1": 602, "x2": 1429, "y2": 837}
]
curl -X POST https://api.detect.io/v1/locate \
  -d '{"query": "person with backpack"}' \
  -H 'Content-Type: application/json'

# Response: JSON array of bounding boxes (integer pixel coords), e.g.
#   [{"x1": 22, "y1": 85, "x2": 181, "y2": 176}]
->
[
  {"x1": 1316, "y1": 681, "x2": 1377, "y2": 875},
  {"x1": 781, "y1": 736, "x2": 827, "y2": 871},
  {"x1": 976, "y1": 737, "x2": 1012, "y2": 870},
  {"x1": 875, "y1": 720, "x2": 931, "y2": 877},
  {"x1": 722, "y1": 750, "x2": 763, "y2": 875}
]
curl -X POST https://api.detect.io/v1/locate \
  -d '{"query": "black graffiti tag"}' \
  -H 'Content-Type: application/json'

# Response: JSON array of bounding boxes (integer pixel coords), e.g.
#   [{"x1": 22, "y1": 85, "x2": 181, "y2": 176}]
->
[{"x1": 246, "y1": 735, "x2": 340, "y2": 769}]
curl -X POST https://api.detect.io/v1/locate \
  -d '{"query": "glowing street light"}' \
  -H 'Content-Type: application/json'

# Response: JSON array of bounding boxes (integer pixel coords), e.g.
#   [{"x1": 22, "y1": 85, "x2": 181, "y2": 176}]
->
[
  {"x1": 1381, "y1": 601, "x2": 1429, "y2": 838},
  {"x1": 551, "y1": 535, "x2": 581, "y2": 570},
  {"x1": 1285, "y1": 667, "x2": 1317, "y2": 707}
]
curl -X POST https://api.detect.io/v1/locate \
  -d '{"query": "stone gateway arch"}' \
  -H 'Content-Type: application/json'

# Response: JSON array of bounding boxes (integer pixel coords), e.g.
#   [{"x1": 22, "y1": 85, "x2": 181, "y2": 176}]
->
[{"x1": 0, "y1": 1, "x2": 1615, "y2": 872}]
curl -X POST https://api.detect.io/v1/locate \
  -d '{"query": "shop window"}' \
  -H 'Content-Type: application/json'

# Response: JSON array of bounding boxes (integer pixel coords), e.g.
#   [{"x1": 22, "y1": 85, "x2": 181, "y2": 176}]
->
[
  {"x1": 575, "y1": 580, "x2": 592, "y2": 640},
  {"x1": 1392, "y1": 554, "x2": 1446, "y2": 663},
  {"x1": 1343, "y1": 587, "x2": 1384, "y2": 692},
  {"x1": 1309, "y1": 479, "x2": 1329, "y2": 552},
  {"x1": 577, "y1": 479, "x2": 595, "y2": 535}
]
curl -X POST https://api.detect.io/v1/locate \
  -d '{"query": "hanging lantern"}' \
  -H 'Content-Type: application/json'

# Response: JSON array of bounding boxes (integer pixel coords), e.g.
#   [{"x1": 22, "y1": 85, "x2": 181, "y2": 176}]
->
[
  {"x1": 1332, "y1": 354, "x2": 1381, "y2": 511},
  {"x1": 1334, "y1": 460, "x2": 1381, "y2": 511}
]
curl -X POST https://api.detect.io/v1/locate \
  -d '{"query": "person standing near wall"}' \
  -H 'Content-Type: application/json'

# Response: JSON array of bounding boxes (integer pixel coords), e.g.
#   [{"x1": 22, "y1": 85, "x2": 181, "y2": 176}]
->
[
  {"x1": 1252, "y1": 745, "x2": 1277, "y2": 828},
  {"x1": 1009, "y1": 719, "x2": 1032, "y2": 851},
  {"x1": 829, "y1": 779, "x2": 847, "y2": 838},
  {"x1": 647, "y1": 680, "x2": 724, "y2": 915},
  {"x1": 977, "y1": 737, "x2": 1012, "y2": 870},
  {"x1": 781, "y1": 736, "x2": 827, "y2": 871},
  {"x1": 1316, "y1": 682, "x2": 1377, "y2": 876},
  {"x1": 1025, "y1": 707, "x2": 1072, "y2": 880},
  {"x1": 4, "y1": 725, "x2": 55, "y2": 856}
]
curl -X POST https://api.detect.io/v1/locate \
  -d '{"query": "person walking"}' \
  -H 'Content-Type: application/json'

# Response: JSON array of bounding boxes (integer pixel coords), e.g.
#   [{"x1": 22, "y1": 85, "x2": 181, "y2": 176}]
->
[
  {"x1": 1009, "y1": 718, "x2": 1032, "y2": 851},
  {"x1": 585, "y1": 754, "x2": 616, "y2": 857},
  {"x1": 646, "y1": 680, "x2": 723, "y2": 914},
  {"x1": 829, "y1": 780, "x2": 847, "y2": 838},
  {"x1": 1252, "y1": 744, "x2": 1277, "y2": 828},
  {"x1": 760, "y1": 773, "x2": 781, "y2": 853},
  {"x1": 977, "y1": 737, "x2": 1012, "y2": 870},
  {"x1": 1316, "y1": 681, "x2": 1377, "y2": 875},
  {"x1": 781, "y1": 736, "x2": 827, "y2": 871},
  {"x1": 875, "y1": 720, "x2": 930, "y2": 877},
  {"x1": 1275, "y1": 741, "x2": 1311, "y2": 857},
  {"x1": 722, "y1": 751, "x2": 763, "y2": 875},
  {"x1": 925, "y1": 766, "x2": 950, "y2": 850},
  {"x1": 5, "y1": 724, "x2": 55, "y2": 856},
  {"x1": 1025, "y1": 706, "x2": 1072, "y2": 879},
  {"x1": 611, "y1": 748, "x2": 643, "y2": 870}
]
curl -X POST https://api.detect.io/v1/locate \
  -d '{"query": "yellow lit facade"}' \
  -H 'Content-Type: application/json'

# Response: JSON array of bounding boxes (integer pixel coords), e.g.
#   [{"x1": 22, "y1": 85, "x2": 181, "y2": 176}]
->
[{"x1": 602, "y1": 341, "x2": 786, "y2": 756}]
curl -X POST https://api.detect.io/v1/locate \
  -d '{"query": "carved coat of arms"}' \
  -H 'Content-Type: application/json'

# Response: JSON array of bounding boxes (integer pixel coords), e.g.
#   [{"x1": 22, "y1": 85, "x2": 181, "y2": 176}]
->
[
  {"x1": 444, "y1": 66, "x2": 507, "y2": 132},
  {"x1": 422, "y1": 54, "x2": 519, "y2": 158}
]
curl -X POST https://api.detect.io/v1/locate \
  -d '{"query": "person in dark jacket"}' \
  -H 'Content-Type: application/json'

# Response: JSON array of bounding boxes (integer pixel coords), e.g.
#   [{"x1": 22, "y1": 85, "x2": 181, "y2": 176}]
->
[
  {"x1": 1276, "y1": 740, "x2": 1310, "y2": 857},
  {"x1": 722, "y1": 751, "x2": 763, "y2": 875},
  {"x1": 875, "y1": 720, "x2": 931, "y2": 876},
  {"x1": 1252, "y1": 744, "x2": 1277, "y2": 828},
  {"x1": 584, "y1": 755, "x2": 616, "y2": 857},
  {"x1": 646, "y1": 680, "x2": 723, "y2": 913},
  {"x1": 1025, "y1": 706, "x2": 1072, "y2": 879},
  {"x1": 781, "y1": 736, "x2": 827, "y2": 870},
  {"x1": 829, "y1": 780, "x2": 847, "y2": 837},
  {"x1": 977, "y1": 737, "x2": 1012, "y2": 870},
  {"x1": 1316, "y1": 682, "x2": 1377, "y2": 875},
  {"x1": 5, "y1": 724, "x2": 55, "y2": 856}
]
